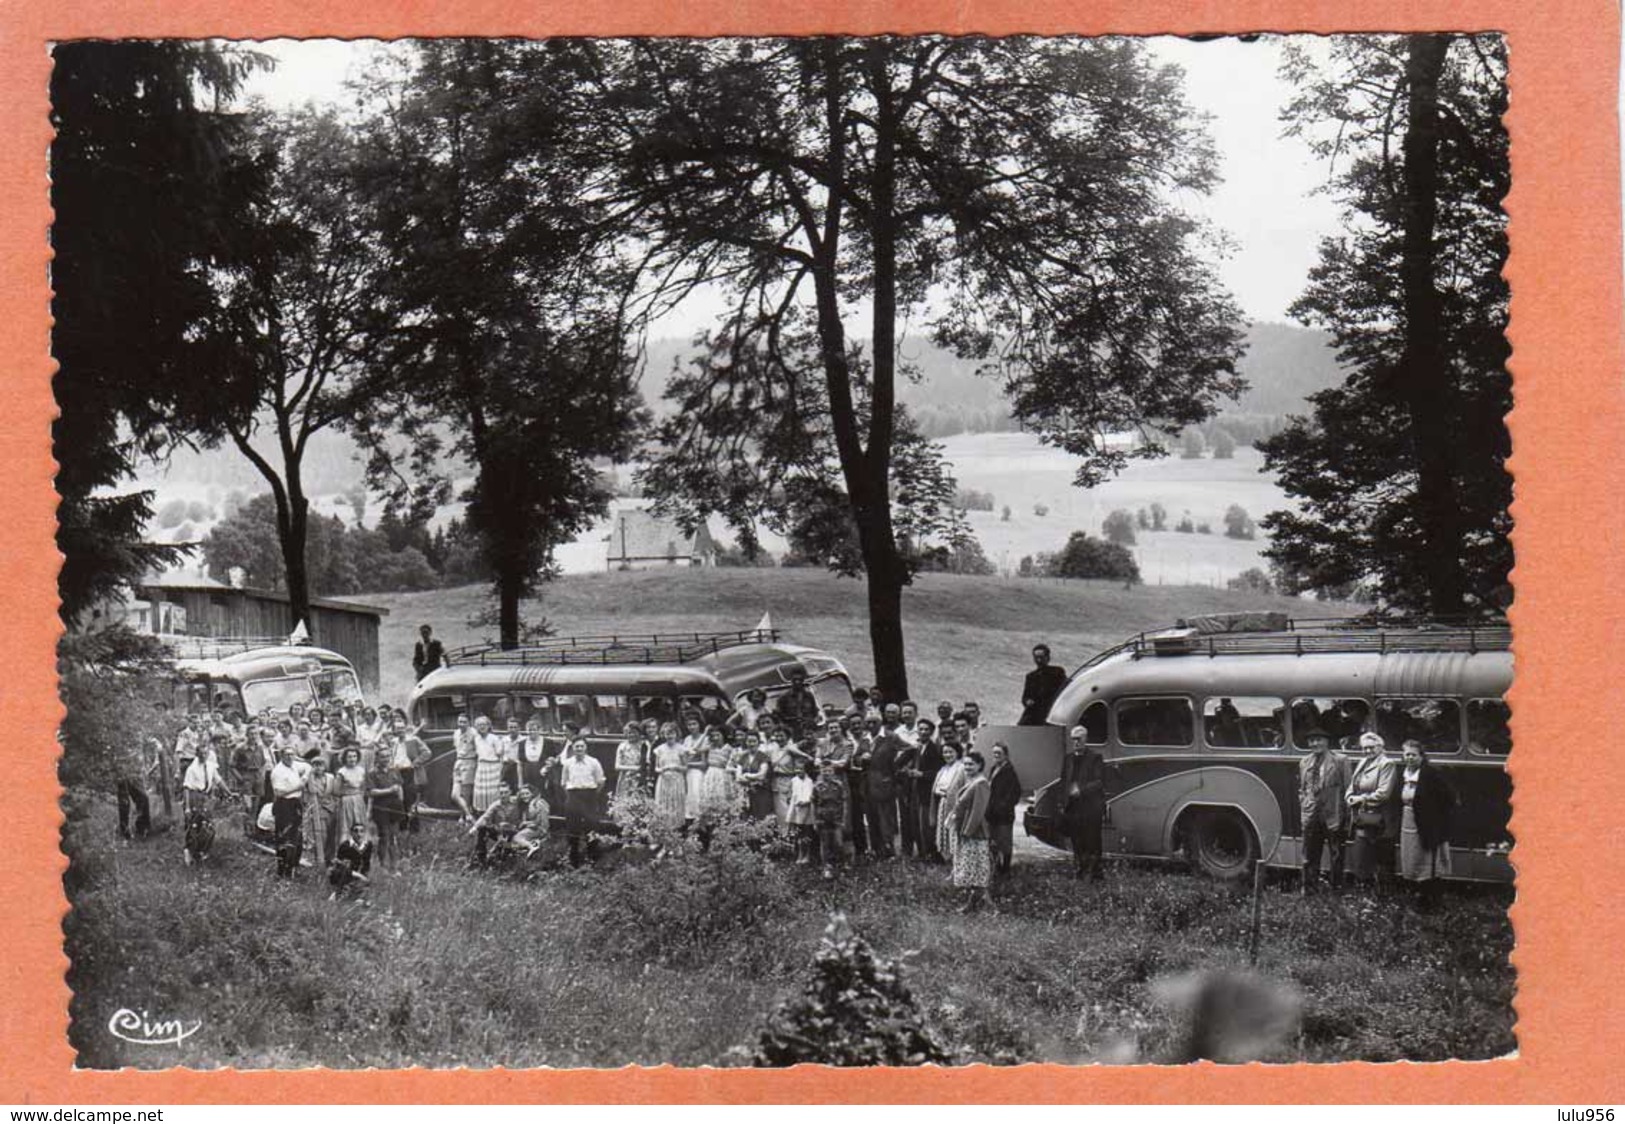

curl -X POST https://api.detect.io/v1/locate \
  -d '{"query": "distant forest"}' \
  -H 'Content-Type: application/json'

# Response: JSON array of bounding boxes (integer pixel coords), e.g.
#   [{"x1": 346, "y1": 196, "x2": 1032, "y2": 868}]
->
[{"x1": 141, "y1": 321, "x2": 1343, "y2": 495}]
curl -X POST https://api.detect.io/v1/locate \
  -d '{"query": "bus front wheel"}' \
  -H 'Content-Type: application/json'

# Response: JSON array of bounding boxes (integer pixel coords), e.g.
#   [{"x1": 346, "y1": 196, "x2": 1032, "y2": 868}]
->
[{"x1": 1183, "y1": 808, "x2": 1258, "y2": 881}]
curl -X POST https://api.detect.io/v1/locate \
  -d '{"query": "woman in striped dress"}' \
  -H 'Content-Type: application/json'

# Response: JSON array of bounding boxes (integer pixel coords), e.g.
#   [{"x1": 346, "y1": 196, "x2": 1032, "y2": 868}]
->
[{"x1": 470, "y1": 715, "x2": 505, "y2": 814}]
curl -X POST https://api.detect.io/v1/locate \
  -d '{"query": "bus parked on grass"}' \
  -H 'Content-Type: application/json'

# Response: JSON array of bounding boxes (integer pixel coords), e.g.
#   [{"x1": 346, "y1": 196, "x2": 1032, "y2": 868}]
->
[
  {"x1": 406, "y1": 628, "x2": 856, "y2": 809},
  {"x1": 1022, "y1": 615, "x2": 1514, "y2": 883},
  {"x1": 168, "y1": 639, "x2": 366, "y2": 717}
]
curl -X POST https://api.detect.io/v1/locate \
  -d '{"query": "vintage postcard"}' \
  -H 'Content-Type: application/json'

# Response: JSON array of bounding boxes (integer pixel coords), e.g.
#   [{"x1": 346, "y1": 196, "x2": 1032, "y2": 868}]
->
[{"x1": 1, "y1": 0, "x2": 1622, "y2": 1105}]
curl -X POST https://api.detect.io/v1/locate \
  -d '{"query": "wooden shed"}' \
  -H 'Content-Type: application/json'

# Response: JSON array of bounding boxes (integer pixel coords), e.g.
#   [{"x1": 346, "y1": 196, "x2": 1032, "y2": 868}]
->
[{"x1": 112, "y1": 572, "x2": 389, "y2": 695}]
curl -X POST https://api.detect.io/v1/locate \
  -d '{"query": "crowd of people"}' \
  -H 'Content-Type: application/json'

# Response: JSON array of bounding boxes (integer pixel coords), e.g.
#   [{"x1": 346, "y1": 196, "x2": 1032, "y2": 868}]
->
[
  {"x1": 112, "y1": 670, "x2": 1037, "y2": 912},
  {"x1": 118, "y1": 700, "x2": 434, "y2": 894},
  {"x1": 108, "y1": 637, "x2": 1458, "y2": 909}
]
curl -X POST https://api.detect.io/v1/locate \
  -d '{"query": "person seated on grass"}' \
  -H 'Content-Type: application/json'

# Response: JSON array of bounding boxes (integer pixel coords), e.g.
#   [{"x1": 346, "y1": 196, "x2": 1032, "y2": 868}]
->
[
  {"x1": 328, "y1": 822, "x2": 373, "y2": 900},
  {"x1": 511, "y1": 784, "x2": 551, "y2": 856},
  {"x1": 468, "y1": 784, "x2": 546, "y2": 866}
]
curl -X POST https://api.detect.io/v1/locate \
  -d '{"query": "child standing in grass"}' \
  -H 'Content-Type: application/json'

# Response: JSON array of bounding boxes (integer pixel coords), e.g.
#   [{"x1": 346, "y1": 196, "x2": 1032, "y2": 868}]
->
[
  {"x1": 788, "y1": 760, "x2": 817, "y2": 862},
  {"x1": 813, "y1": 759, "x2": 847, "y2": 880}
]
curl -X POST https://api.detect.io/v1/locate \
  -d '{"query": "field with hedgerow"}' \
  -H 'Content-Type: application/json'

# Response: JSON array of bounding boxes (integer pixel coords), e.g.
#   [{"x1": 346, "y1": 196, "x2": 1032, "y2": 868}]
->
[{"x1": 61, "y1": 569, "x2": 1513, "y2": 1068}]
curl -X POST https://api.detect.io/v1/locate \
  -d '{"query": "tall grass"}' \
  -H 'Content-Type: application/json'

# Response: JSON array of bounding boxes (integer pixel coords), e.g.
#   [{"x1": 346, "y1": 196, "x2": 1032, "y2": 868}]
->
[{"x1": 63, "y1": 789, "x2": 1512, "y2": 1070}]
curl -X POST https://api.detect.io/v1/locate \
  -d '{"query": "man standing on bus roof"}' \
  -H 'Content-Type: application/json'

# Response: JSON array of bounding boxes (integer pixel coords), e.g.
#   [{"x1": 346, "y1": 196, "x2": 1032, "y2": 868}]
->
[
  {"x1": 1020, "y1": 644, "x2": 1068, "y2": 726},
  {"x1": 413, "y1": 624, "x2": 446, "y2": 683},
  {"x1": 1298, "y1": 722, "x2": 1351, "y2": 895},
  {"x1": 1061, "y1": 724, "x2": 1106, "y2": 881}
]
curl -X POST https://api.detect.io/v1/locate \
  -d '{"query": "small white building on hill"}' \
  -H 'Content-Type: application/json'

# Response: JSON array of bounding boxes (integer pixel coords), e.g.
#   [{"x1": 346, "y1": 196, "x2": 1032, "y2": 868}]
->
[{"x1": 605, "y1": 509, "x2": 719, "y2": 570}]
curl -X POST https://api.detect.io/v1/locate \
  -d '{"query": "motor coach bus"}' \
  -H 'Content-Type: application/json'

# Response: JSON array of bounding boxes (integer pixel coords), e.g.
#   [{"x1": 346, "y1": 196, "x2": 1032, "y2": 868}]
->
[
  {"x1": 169, "y1": 639, "x2": 366, "y2": 717},
  {"x1": 1021, "y1": 615, "x2": 1514, "y2": 883},
  {"x1": 406, "y1": 628, "x2": 855, "y2": 809}
]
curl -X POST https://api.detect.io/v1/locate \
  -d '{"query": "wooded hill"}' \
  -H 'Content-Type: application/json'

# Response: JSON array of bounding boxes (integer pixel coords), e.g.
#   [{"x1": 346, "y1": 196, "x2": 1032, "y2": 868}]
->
[{"x1": 139, "y1": 322, "x2": 1344, "y2": 495}]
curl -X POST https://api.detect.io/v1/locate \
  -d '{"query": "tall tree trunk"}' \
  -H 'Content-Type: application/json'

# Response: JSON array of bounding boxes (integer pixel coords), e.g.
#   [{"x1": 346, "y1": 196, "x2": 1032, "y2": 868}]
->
[
  {"x1": 808, "y1": 42, "x2": 912, "y2": 702},
  {"x1": 497, "y1": 557, "x2": 521, "y2": 650},
  {"x1": 858, "y1": 44, "x2": 909, "y2": 703},
  {"x1": 281, "y1": 492, "x2": 312, "y2": 635},
  {"x1": 1399, "y1": 34, "x2": 1465, "y2": 616}
]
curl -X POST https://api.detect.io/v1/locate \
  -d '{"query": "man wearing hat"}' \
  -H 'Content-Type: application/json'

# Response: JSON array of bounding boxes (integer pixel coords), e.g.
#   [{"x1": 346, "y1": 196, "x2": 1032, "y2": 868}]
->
[
  {"x1": 1060, "y1": 724, "x2": 1107, "y2": 880},
  {"x1": 1297, "y1": 721, "x2": 1351, "y2": 893}
]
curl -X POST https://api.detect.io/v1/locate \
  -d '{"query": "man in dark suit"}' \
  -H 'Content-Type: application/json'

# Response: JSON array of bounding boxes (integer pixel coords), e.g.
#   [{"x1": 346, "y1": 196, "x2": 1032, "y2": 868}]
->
[
  {"x1": 986, "y1": 742, "x2": 1023, "y2": 874},
  {"x1": 864, "y1": 705, "x2": 905, "y2": 858},
  {"x1": 910, "y1": 718, "x2": 943, "y2": 860},
  {"x1": 1020, "y1": 643, "x2": 1068, "y2": 725},
  {"x1": 1061, "y1": 723, "x2": 1107, "y2": 880},
  {"x1": 413, "y1": 624, "x2": 446, "y2": 682}
]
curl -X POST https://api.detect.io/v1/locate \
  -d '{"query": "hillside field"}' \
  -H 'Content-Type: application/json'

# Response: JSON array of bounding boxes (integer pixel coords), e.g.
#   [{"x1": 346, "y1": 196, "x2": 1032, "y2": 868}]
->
[{"x1": 366, "y1": 566, "x2": 1352, "y2": 711}]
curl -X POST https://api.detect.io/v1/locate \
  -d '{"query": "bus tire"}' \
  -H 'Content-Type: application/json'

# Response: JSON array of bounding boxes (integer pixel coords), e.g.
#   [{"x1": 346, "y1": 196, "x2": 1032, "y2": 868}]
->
[{"x1": 1182, "y1": 807, "x2": 1258, "y2": 881}]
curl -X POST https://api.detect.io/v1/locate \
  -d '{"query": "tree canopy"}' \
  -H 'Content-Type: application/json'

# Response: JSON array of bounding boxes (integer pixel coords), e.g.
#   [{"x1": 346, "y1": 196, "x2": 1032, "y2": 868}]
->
[
  {"x1": 1262, "y1": 35, "x2": 1510, "y2": 615},
  {"x1": 50, "y1": 41, "x2": 269, "y2": 622},
  {"x1": 350, "y1": 41, "x2": 646, "y2": 647},
  {"x1": 585, "y1": 36, "x2": 1245, "y2": 695}
]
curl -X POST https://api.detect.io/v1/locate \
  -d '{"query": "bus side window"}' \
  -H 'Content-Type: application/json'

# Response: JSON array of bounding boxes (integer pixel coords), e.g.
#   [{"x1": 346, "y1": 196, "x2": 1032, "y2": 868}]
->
[
  {"x1": 1202, "y1": 696, "x2": 1284, "y2": 749},
  {"x1": 1115, "y1": 697, "x2": 1194, "y2": 748},
  {"x1": 514, "y1": 695, "x2": 553, "y2": 730},
  {"x1": 1081, "y1": 701, "x2": 1107, "y2": 745},
  {"x1": 422, "y1": 695, "x2": 465, "y2": 730},
  {"x1": 595, "y1": 695, "x2": 630, "y2": 731},
  {"x1": 468, "y1": 694, "x2": 509, "y2": 725},
  {"x1": 1466, "y1": 699, "x2": 1511, "y2": 756},
  {"x1": 554, "y1": 694, "x2": 592, "y2": 732},
  {"x1": 631, "y1": 696, "x2": 675, "y2": 727},
  {"x1": 1290, "y1": 697, "x2": 1372, "y2": 750},
  {"x1": 1376, "y1": 698, "x2": 1463, "y2": 756}
]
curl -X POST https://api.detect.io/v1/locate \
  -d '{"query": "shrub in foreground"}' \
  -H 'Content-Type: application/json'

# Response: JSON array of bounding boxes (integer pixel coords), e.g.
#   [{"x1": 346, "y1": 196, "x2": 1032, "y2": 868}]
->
[{"x1": 752, "y1": 913, "x2": 951, "y2": 1067}]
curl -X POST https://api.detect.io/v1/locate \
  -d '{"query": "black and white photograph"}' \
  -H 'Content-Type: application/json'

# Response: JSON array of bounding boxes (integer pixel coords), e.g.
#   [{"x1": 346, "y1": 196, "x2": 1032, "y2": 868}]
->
[{"x1": 53, "y1": 32, "x2": 1515, "y2": 1070}]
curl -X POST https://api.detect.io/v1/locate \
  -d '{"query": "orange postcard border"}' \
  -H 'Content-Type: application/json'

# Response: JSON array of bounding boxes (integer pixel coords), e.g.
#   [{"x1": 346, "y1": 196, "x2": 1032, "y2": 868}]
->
[{"x1": 2, "y1": 0, "x2": 1621, "y2": 1105}]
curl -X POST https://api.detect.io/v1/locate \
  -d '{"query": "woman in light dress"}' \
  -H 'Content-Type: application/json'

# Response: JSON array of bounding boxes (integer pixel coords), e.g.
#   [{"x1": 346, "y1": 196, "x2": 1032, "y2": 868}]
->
[
  {"x1": 651, "y1": 722, "x2": 688, "y2": 829},
  {"x1": 334, "y1": 745, "x2": 369, "y2": 842},
  {"x1": 698, "y1": 726, "x2": 738, "y2": 817},
  {"x1": 613, "y1": 722, "x2": 647, "y2": 807},
  {"x1": 680, "y1": 712, "x2": 708, "y2": 824},
  {"x1": 933, "y1": 742, "x2": 968, "y2": 863}
]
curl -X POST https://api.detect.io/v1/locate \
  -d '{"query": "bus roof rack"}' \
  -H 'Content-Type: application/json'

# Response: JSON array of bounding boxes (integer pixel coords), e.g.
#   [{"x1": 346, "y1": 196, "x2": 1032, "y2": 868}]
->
[
  {"x1": 1082, "y1": 616, "x2": 1511, "y2": 667},
  {"x1": 443, "y1": 628, "x2": 782, "y2": 668},
  {"x1": 163, "y1": 635, "x2": 307, "y2": 661}
]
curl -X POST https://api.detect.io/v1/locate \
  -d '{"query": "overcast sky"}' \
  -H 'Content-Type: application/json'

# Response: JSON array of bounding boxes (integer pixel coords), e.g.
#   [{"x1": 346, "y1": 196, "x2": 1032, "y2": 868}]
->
[{"x1": 240, "y1": 36, "x2": 1343, "y2": 331}]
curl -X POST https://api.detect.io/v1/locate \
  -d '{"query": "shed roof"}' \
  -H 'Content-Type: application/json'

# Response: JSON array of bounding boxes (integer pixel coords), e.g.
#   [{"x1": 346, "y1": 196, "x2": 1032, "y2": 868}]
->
[{"x1": 136, "y1": 573, "x2": 389, "y2": 617}]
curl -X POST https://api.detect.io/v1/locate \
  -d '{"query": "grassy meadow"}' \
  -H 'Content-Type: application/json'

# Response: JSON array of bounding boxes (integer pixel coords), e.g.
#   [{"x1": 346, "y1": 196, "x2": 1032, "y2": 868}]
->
[
  {"x1": 64, "y1": 567, "x2": 1513, "y2": 1070},
  {"x1": 368, "y1": 565, "x2": 1351, "y2": 710},
  {"x1": 64, "y1": 792, "x2": 1514, "y2": 1070}
]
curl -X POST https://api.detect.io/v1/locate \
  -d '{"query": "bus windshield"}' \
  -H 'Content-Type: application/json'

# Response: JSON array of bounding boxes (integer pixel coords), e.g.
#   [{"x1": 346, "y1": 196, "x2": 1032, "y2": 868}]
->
[
  {"x1": 242, "y1": 676, "x2": 318, "y2": 714},
  {"x1": 315, "y1": 668, "x2": 364, "y2": 705}
]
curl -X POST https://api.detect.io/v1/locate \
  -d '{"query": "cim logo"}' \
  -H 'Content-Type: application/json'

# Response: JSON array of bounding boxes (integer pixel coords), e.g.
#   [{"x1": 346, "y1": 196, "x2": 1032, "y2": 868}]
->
[{"x1": 107, "y1": 1007, "x2": 201, "y2": 1047}]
